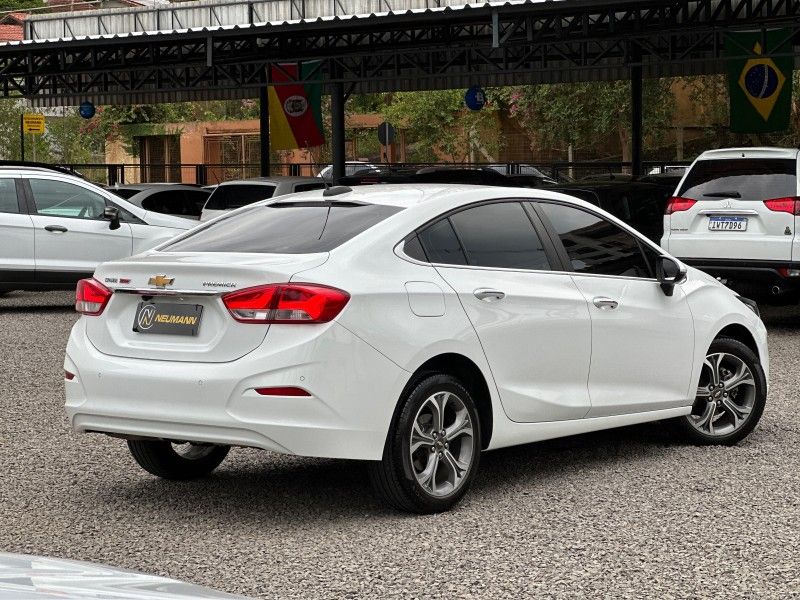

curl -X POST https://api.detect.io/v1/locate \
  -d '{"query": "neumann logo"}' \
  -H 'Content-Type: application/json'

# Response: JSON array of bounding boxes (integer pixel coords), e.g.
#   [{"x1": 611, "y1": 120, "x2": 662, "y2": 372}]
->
[{"x1": 137, "y1": 304, "x2": 157, "y2": 330}]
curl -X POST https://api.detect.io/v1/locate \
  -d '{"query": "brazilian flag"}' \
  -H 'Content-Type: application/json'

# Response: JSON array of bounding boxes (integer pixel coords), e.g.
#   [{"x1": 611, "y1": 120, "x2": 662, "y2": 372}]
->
[{"x1": 725, "y1": 29, "x2": 794, "y2": 134}]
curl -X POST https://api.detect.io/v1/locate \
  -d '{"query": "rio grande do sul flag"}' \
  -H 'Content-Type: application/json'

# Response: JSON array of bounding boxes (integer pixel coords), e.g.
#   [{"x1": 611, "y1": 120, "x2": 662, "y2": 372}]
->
[
  {"x1": 268, "y1": 63, "x2": 325, "y2": 150},
  {"x1": 725, "y1": 29, "x2": 794, "y2": 134}
]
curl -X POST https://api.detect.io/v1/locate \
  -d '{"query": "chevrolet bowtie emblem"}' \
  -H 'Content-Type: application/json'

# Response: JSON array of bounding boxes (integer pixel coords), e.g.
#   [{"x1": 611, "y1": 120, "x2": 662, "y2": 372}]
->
[{"x1": 148, "y1": 275, "x2": 174, "y2": 288}]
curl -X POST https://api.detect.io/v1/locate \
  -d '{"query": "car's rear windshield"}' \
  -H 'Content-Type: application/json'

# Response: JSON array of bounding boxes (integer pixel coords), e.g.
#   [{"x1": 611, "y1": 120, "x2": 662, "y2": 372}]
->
[
  {"x1": 163, "y1": 202, "x2": 404, "y2": 254},
  {"x1": 678, "y1": 158, "x2": 797, "y2": 201},
  {"x1": 203, "y1": 184, "x2": 276, "y2": 210}
]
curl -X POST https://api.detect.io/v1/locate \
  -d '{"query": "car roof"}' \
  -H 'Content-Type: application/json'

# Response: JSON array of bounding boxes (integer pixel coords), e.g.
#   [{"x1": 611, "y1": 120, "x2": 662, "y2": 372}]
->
[
  {"x1": 218, "y1": 176, "x2": 323, "y2": 186},
  {"x1": 697, "y1": 147, "x2": 800, "y2": 160},
  {"x1": 270, "y1": 183, "x2": 594, "y2": 209}
]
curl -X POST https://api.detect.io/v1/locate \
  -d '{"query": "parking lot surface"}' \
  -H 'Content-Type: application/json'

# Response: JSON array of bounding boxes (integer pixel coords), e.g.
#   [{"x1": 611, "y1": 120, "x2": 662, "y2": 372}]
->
[{"x1": 1, "y1": 290, "x2": 799, "y2": 599}]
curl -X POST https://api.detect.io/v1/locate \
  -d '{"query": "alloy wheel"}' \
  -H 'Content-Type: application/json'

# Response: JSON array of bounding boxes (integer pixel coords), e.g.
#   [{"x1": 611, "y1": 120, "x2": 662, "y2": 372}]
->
[
  {"x1": 409, "y1": 391, "x2": 475, "y2": 497},
  {"x1": 689, "y1": 352, "x2": 756, "y2": 437},
  {"x1": 171, "y1": 442, "x2": 218, "y2": 460}
]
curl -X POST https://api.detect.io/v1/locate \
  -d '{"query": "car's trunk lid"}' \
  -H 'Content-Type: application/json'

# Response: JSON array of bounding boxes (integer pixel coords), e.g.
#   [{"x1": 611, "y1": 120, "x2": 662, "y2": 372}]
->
[{"x1": 87, "y1": 252, "x2": 328, "y2": 363}]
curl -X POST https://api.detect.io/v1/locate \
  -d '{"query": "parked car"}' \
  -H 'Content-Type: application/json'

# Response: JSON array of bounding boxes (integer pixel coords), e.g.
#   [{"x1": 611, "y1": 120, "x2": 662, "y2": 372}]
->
[
  {"x1": 112, "y1": 184, "x2": 212, "y2": 219},
  {"x1": 486, "y1": 163, "x2": 563, "y2": 184},
  {"x1": 662, "y1": 147, "x2": 800, "y2": 303},
  {"x1": 0, "y1": 553, "x2": 251, "y2": 599},
  {"x1": 199, "y1": 177, "x2": 328, "y2": 221},
  {"x1": 341, "y1": 166, "x2": 514, "y2": 187},
  {"x1": 0, "y1": 165, "x2": 195, "y2": 293},
  {"x1": 546, "y1": 181, "x2": 673, "y2": 243},
  {"x1": 65, "y1": 184, "x2": 767, "y2": 513},
  {"x1": 317, "y1": 161, "x2": 379, "y2": 180}
]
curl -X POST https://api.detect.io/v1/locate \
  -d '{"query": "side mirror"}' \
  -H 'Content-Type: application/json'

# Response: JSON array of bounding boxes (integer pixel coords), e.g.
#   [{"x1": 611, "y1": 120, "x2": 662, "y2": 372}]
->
[
  {"x1": 656, "y1": 255, "x2": 687, "y2": 296},
  {"x1": 103, "y1": 206, "x2": 121, "y2": 230}
]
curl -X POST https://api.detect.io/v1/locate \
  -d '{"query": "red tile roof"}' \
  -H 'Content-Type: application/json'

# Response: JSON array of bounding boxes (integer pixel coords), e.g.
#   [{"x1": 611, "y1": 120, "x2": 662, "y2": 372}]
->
[{"x1": 0, "y1": 24, "x2": 23, "y2": 42}]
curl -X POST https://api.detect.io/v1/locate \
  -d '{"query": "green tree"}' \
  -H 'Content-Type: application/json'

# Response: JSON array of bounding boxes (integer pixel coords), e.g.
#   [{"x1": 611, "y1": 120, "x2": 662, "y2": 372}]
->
[
  {"x1": 498, "y1": 79, "x2": 676, "y2": 162},
  {"x1": 0, "y1": 0, "x2": 45, "y2": 10},
  {"x1": 383, "y1": 90, "x2": 503, "y2": 162}
]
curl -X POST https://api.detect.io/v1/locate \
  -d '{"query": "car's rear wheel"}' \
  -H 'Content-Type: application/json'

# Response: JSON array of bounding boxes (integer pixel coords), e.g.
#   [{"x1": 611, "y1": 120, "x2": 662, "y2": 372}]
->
[
  {"x1": 369, "y1": 374, "x2": 481, "y2": 513},
  {"x1": 127, "y1": 440, "x2": 230, "y2": 479},
  {"x1": 672, "y1": 338, "x2": 766, "y2": 445}
]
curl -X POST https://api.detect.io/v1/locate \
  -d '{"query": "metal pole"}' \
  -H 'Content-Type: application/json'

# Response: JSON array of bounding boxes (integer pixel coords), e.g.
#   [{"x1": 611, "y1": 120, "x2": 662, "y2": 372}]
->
[
  {"x1": 20, "y1": 115, "x2": 24, "y2": 162},
  {"x1": 630, "y1": 50, "x2": 643, "y2": 179},
  {"x1": 259, "y1": 85, "x2": 270, "y2": 177},
  {"x1": 331, "y1": 81, "x2": 346, "y2": 183}
]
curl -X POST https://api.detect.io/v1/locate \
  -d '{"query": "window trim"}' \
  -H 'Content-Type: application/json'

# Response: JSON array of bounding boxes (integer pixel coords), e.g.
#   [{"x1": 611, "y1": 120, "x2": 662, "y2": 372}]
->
[
  {"x1": 396, "y1": 198, "x2": 562, "y2": 273},
  {"x1": 530, "y1": 199, "x2": 660, "y2": 282}
]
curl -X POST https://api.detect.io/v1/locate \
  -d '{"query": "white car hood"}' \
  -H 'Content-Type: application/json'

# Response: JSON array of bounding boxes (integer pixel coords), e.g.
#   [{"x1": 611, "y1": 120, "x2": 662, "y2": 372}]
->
[
  {"x1": 0, "y1": 554, "x2": 251, "y2": 600},
  {"x1": 141, "y1": 211, "x2": 197, "y2": 230}
]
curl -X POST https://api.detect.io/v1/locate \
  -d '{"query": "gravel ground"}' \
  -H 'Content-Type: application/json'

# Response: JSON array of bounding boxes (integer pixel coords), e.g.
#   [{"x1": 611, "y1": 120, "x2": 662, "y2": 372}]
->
[{"x1": 1, "y1": 290, "x2": 799, "y2": 599}]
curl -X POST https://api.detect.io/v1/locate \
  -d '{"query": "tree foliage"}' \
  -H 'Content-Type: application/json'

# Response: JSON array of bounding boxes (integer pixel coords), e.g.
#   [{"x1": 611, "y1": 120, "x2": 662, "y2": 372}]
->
[
  {"x1": 497, "y1": 79, "x2": 676, "y2": 161},
  {"x1": 0, "y1": 0, "x2": 45, "y2": 10}
]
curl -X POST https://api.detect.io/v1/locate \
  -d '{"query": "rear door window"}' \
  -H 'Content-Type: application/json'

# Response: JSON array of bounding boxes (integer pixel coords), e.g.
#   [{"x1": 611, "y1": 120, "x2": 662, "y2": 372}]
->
[
  {"x1": 203, "y1": 184, "x2": 276, "y2": 211},
  {"x1": 449, "y1": 202, "x2": 551, "y2": 270},
  {"x1": 678, "y1": 158, "x2": 797, "y2": 201},
  {"x1": 163, "y1": 202, "x2": 403, "y2": 253}
]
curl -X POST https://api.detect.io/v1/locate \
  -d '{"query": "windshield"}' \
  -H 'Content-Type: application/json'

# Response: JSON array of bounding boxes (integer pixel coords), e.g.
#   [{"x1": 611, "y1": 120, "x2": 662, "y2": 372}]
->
[
  {"x1": 163, "y1": 202, "x2": 403, "y2": 253},
  {"x1": 679, "y1": 158, "x2": 797, "y2": 201}
]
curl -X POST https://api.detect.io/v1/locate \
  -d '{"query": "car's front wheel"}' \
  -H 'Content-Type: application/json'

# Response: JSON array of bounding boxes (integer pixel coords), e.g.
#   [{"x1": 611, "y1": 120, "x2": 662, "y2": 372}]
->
[
  {"x1": 369, "y1": 374, "x2": 481, "y2": 513},
  {"x1": 127, "y1": 440, "x2": 230, "y2": 479},
  {"x1": 673, "y1": 337, "x2": 767, "y2": 445}
]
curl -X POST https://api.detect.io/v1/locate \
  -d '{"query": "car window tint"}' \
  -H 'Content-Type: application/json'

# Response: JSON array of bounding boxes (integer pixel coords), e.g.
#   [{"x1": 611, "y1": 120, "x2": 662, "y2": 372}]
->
[
  {"x1": 293, "y1": 183, "x2": 327, "y2": 193},
  {"x1": 449, "y1": 202, "x2": 551, "y2": 270},
  {"x1": 679, "y1": 158, "x2": 797, "y2": 201},
  {"x1": 0, "y1": 179, "x2": 19, "y2": 214},
  {"x1": 403, "y1": 235, "x2": 427, "y2": 262},
  {"x1": 163, "y1": 203, "x2": 403, "y2": 253},
  {"x1": 538, "y1": 202, "x2": 651, "y2": 278},
  {"x1": 29, "y1": 179, "x2": 107, "y2": 220},
  {"x1": 418, "y1": 219, "x2": 467, "y2": 265},
  {"x1": 184, "y1": 190, "x2": 211, "y2": 215},
  {"x1": 204, "y1": 184, "x2": 276, "y2": 210}
]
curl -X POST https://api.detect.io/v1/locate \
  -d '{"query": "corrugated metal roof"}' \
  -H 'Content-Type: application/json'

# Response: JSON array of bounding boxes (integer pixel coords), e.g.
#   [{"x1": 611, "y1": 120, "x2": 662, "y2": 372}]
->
[{"x1": 11, "y1": 0, "x2": 546, "y2": 44}]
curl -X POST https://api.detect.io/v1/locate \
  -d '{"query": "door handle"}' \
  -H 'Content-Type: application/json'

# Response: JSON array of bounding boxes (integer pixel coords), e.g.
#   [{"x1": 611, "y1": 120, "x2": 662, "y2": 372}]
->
[
  {"x1": 592, "y1": 296, "x2": 619, "y2": 310},
  {"x1": 474, "y1": 288, "x2": 506, "y2": 302},
  {"x1": 44, "y1": 225, "x2": 68, "y2": 233}
]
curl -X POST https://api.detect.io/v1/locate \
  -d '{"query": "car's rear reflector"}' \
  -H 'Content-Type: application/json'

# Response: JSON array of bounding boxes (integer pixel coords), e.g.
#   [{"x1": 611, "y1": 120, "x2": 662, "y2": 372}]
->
[
  {"x1": 764, "y1": 197, "x2": 800, "y2": 215},
  {"x1": 64, "y1": 370, "x2": 75, "y2": 381},
  {"x1": 255, "y1": 386, "x2": 312, "y2": 397},
  {"x1": 75, "y1": 278, "x2": 112, "y2": 316},
  {"x1": 222, "y1": 283, "x2": 350, "y2": 324},
  {"x1": 665, "y1": 197, "x2": 697, "y2": 214}
]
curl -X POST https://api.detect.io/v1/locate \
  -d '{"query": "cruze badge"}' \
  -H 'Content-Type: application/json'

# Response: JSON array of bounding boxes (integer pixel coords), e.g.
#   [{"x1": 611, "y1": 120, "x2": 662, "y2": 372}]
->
[{"x1": 148, "y1": 275, "x2": 174, "y2": 288}]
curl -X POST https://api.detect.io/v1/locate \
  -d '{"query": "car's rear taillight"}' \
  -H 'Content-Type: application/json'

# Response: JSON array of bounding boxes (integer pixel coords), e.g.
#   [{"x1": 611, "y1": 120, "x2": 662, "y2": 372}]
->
[
  {"x1": 255, "y1": 386, "x2": 311, "y2": 396},
  {"x1": 665, "y1": 197, "x2": 697, "y2": 214},
  {"x1": 764, "y1": 197, "x2": 800, "y2": 215},
  {"x1": 222, "y1": 283, "x2": 350, "y2": 324},
  {"x1": 75, "y1": 278, "x2": 112, "y2": 316}
]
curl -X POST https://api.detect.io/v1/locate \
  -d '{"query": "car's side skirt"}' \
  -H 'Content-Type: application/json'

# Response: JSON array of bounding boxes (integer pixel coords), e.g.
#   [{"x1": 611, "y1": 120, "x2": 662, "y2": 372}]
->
[{"x1": 486, "y1": 406, "x2": 692, "y2": 451}]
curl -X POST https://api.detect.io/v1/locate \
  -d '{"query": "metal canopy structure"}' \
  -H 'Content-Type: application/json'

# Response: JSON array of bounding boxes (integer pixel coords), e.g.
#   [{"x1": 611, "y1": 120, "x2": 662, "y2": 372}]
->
[
  {"x1": 0, "y1": 0, "x2": 798, "y2": 104},
  {"x1": 0, "y1": 0, "x2": 798, "y2": 178}
]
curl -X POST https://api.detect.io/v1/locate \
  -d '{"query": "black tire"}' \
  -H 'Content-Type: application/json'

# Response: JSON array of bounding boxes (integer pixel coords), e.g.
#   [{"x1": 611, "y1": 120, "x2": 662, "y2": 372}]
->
[
  {"x1": 670, "y1": 337, "x2": 766, "y2": 446},
  {"x1": 368, "y1": 374, "x2": 481, "y2": 514},
  {"x1": 127, "y1": 440, "x2": 230, "y2": 479}
]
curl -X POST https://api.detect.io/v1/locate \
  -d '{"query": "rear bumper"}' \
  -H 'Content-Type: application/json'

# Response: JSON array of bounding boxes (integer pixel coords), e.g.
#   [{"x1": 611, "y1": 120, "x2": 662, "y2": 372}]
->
[
  {"x1": 679, "y1": 258, "x2": 800, "y2": 295},
  {"x1": 64, "y1": 319, "x2": 409, "y2": 461}
]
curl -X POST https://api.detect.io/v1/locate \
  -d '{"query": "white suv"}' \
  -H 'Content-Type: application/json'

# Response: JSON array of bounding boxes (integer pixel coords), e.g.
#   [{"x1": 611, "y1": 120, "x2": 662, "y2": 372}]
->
[
  {"x1": 0, "y1": 165, "x2": 196, "y2": 293},
  {"x1": 662, "y1": 147, "x2": 800, "y2": 302}
]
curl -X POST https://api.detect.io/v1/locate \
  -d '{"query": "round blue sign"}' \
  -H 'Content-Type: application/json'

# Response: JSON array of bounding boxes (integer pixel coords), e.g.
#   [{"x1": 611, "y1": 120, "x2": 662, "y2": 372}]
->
[
  {"x1": 464, "y1": 86, "x2": 486, "y2": 111},
  {"x1": 79, "y1": 101, "x2": 96, "y2": 119}
]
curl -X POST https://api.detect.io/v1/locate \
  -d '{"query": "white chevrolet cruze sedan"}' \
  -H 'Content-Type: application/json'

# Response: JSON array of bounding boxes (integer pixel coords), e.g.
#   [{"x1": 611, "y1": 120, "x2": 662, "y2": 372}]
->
[{"x1": 64, "y1": 185, "x2": 769, "y2": 513}]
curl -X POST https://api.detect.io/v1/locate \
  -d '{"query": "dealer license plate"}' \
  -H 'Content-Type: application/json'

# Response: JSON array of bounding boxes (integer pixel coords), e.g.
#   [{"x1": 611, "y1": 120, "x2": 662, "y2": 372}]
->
[{"x1": 133, "y1": 302, "x2": 203, "y2": 336}]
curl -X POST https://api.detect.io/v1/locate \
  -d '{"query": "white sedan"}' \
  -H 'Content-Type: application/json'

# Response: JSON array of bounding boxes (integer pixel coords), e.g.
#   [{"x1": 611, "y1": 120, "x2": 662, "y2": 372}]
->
[
  {"x1": 64, "y1": 184, "x2": 768, "y2": 513},
  {"x1": 0, "y1": 166, "x2": 195, "y2": 293}
]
